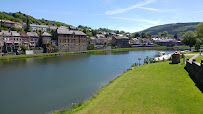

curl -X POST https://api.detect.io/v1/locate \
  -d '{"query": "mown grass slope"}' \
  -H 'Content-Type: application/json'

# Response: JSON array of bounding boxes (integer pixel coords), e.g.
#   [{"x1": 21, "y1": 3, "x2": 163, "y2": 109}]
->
[{"x1": 56, "y1": 60, "x2": 203, "y2": 114}]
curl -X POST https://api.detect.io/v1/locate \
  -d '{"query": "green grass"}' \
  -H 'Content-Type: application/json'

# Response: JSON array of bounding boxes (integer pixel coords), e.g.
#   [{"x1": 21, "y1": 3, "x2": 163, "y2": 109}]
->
[
  {"x1": 173, "y1": 45, "x2": 188, "y2": 48},
  {"x1": 185, "y1": 55, "x2": 193, "y2": 60},
  {"x1": 183, "y1": 49, "x2": 203, "y2": 54},
  {"x1": 54, "y1": 60, "x2": 203, "y2": 114},
  {"x1": 0, "y1": 46, "x2": 166, "y2": 60},
  {"x1": 195, "y1": 55, "x2": 203, "y2": 63}
]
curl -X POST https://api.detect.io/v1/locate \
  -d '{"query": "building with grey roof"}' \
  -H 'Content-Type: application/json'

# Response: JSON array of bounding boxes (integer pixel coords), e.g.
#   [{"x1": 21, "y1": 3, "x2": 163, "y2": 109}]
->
[
  {"x1": 53, "y1": 29, "x2": 87, "y2": 52},
  {"x1": 112, "y1": 36, "x2": 130, "y2": 48},
  {"x1": 27, "y1": 32, "x2": 39, "y2": 47}
]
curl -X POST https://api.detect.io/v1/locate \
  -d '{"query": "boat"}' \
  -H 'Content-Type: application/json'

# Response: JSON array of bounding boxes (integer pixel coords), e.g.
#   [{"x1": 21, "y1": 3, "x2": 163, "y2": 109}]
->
[{"x1": 155, "y1": 51, "x2": 166, "y2": 57}]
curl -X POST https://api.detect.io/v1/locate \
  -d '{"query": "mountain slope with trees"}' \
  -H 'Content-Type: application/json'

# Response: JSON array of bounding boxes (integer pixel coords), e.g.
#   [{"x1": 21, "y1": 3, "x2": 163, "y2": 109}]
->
[
  {"x1": 140, "y1": 22, "x2": 200, "y2": 37},
  {"x1": 0, "y1": 11, "x2": 71, "y2": 27}
]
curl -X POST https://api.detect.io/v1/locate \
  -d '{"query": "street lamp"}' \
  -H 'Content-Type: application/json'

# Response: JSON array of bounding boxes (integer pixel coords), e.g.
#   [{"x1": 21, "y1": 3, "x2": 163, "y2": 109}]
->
[{"x1": 138, "y1": 58, "x2": 141, "y2": 66}]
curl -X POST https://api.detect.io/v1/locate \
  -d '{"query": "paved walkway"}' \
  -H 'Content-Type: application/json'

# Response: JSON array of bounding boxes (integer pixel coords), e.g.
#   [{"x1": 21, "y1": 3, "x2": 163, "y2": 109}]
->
[{"x1": 185, "y1": 54, "x2": 199, "y2": 63}]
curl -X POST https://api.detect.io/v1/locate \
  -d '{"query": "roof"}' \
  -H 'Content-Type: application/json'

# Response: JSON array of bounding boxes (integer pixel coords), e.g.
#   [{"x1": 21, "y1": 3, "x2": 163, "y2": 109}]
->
[
  {"x1": 74, "y1": 31, "x2": 86, "y2": 35},
  {"x1": 57, "y1": 29, "x2": 73, "y2": 34},
  {"x1": 27, "y1": 32, "x2": 39, "y2": 37},
  {"x1": 11, "y1": 31, "x2": 20, "y2": 36},
  {"x1": 1, "y1": 31, "x2": 11, "y2": 36},
  {"x1": 57, "y1": 29, "x2": 86, "y2": 35},
  {"x1": 115, "y1": 36, "x2": 129, "y2": 39},
  {"x1": 42, "y1": 32, "x2": 52, "y2": 36},
  {"x1": 19, "y1": 32, "x2": 29, "y2": 38}
]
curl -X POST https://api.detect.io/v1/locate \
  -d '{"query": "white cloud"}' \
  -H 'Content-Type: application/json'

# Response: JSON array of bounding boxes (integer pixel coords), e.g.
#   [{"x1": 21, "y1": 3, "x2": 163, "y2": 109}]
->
[
  {"x1": 137, "y1": 7, "x2": 161, "y2": 12},
  {"x1": 105, "y1": 0, "x2": 156, "y2": 15},
  {"x1": 111, "y1": 17, "x2": 160, "y2": 24}
]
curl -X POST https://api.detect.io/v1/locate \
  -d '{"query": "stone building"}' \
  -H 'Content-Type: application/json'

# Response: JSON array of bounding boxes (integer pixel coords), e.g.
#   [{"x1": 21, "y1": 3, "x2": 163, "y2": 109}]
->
[
  {"x1": 19, "y1": 32, "x2": 30, "y2": 48},
  {"x1": 1, "y1": 31, "x2": 13, "y2": 52},
  {"x1": 112, "y1": 36, "x2": 129, "y2": 48},
  {"x1": 53, "y1": 29, "x2": 87, "y2": 52},
  {"x1": 27, "y1": 32, "x2": 39, "y2": 48},
  {"x1": 41, "y1": 32, "x2": 52, "y2": 45},
  {"x1": 0, "y1": 31, "x2": 3, "y2": 52},
  {"x1": 10, "y1": 31, "x2": 22, "y2": 49}
]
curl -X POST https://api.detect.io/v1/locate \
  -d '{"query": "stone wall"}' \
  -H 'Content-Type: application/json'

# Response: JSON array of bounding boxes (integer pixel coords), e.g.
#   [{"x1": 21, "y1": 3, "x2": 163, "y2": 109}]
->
[
  {"x1": 34, "y1": 49, "x2": 43, "y2": 54},
  {"x1": 185, "y1": 60, "x2": 203, "y2": 92}
]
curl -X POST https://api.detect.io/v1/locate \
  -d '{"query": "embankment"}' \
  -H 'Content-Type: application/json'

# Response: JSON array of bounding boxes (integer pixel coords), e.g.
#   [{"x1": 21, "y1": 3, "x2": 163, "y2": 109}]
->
[{"x1": 0, "y1": 46, "x2": 167, "y2": 60}]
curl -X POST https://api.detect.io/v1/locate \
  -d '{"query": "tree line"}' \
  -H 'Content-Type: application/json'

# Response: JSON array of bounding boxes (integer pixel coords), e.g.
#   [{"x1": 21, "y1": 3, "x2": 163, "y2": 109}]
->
[{"x1": 181, "y1": 22, "x2": 203, "y2": 51}]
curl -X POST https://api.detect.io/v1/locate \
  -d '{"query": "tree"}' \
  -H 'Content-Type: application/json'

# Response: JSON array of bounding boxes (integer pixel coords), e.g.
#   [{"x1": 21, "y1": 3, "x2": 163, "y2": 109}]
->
[
  {"x1": 134, "y1": 33, "x2": 140, "y2": 38},
  {"x1": 25, "y1": 16, "x2": 31, "y2": 32},
  {"x1": 161, "y1": 31, "x2": 168, "y2": 37},
  {"x1": 87, "y1": 43, "x2": 94, "y2": 50},
  {"x1": 115, "y1": 30, "x2": 119, "y2": 34},
  {"x1": 92, "y1": 30, "x2": 98, "y2": 36},
  {"x1": 195, "y1": 22, "x2": 203, "y2": 42},
  {"x1": 182, "y1": 31, "x2": 196, "y2": 51},
  {"x1": 195, "y1": 38, "x2": 202, "y2": 51},
  {"x1": 141, "y1": 33, "x2": 148, "y2": 38},
  {"x1": 10, "y1": 26, "x2": 17, "y2": 31},
  {"x1": 20, "y1": 45, "x2": 28, "y2": 52},
  {"x1": 174, "y1": 34, "x2": 178, "y2": 39},
  {"x1": 82, "y1": 29, "x2": 87, "y2": 34},
  {"x1": 120, "y1": 30, "x2": 125, "y2": 34},
  {"x1": 105, "y1": 33, "x2": 109, "y2": 38}
]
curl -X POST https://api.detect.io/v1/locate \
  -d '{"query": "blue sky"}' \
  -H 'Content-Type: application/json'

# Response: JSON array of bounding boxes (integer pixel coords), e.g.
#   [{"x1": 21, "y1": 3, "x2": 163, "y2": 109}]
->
[{"x1": 1, "y1": 0, "x2": 203, "y2": 33}]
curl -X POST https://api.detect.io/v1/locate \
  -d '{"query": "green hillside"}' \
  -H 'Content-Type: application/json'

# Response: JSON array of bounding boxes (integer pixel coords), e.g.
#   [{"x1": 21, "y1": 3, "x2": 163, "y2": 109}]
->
[
  {"x1": 140, "y1": 22, "x2": 200, "y2": 37},
  {"x1": 0, "y1": 11, "x2": 71, "y2": 27}
]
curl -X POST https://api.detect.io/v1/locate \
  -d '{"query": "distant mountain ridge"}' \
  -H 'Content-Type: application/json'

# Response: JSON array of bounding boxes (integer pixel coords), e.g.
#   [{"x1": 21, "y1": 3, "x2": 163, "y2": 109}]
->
[{"x1": 139, "y1": 22, "x2": 200, "y2": 37}]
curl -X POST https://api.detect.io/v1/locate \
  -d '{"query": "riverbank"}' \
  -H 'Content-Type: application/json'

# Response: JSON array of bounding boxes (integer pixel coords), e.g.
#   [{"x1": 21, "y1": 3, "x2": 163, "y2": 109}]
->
[
  {"x1": 54, "y1": 59, "x2": 203, "y2": 113},
  {"x1": 0, "y1": 46, "x2": 167, "y2": 60}
]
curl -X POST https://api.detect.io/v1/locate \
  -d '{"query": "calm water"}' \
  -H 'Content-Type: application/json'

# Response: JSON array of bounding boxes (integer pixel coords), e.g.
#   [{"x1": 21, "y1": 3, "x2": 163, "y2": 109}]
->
[{"x1": 0, "y1": 50, "x2": 173, "y2": 114}]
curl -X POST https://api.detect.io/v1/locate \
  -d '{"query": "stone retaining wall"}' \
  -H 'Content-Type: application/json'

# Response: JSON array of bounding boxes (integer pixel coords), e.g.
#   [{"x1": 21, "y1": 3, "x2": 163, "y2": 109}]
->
[{"x1": 185, "y1": 60, "x2": 203, "y2": 92}]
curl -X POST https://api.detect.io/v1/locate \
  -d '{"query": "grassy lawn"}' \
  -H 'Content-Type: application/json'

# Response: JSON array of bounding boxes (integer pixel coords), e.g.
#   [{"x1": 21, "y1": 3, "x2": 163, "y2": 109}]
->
[
  {"x1": 195, "y1": 55, "x2": 203, "y2": 63},
  {"x1": 183, "y1": 49, "x2": 203, "y2": 54},
  {"x1": 55, "y1": 60, "x2": 203, "y2": 114},
  {"x1": 185, "y1": 56, "x2": 193, "y2": 60}
]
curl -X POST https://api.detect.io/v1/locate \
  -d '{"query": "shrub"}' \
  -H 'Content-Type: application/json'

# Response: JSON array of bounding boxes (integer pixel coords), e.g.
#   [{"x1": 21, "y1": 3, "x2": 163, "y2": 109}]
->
[
  {"x1": 20, "y1": 45, "x2": 28, "y2": 52},
  {"x1": 87, "y1": 43, "x2": 94, "y2": 50},
  {"x1": 72, "y1": 100, "x2": 84, "y2": 109}
]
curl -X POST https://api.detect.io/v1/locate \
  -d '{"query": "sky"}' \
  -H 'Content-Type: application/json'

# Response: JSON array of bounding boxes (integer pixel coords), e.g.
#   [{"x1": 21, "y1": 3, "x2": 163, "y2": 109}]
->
[{"x1": 1, "y1": 0, "x2": 203, "y2": 33}]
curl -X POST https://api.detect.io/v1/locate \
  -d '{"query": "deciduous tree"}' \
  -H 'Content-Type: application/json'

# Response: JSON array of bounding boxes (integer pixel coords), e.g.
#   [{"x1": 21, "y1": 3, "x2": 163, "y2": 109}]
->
[{"x1": 182, "y1": 31, "x2": 196, "y2": 51}]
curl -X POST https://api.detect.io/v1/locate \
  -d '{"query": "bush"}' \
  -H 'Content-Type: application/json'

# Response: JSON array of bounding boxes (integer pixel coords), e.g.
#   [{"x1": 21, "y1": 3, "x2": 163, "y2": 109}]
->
[
  {"x1": 72, "y1": 100, "x2": 84, "y2": 109},
  {"x1": 20, "y1": 45, "x2": 28, "y2": 52},
  {"x1": 87, "y1": 43, "x2": 94, "y2": 50}
]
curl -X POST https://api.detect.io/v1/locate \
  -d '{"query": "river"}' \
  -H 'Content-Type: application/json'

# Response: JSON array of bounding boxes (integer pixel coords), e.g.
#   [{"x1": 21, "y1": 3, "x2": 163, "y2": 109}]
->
[{"x1": 0, "y1": 50, "x2": 174, "y2": 114}]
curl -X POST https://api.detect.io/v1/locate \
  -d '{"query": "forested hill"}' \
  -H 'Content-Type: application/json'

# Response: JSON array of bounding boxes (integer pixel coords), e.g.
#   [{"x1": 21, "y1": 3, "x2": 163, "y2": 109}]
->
[
  {"x1": 140, "y1": 22, "x2": 200, "y2": 37},
  {"x1": 0, "y1": 11, "x2": 71, "y2": 27}
]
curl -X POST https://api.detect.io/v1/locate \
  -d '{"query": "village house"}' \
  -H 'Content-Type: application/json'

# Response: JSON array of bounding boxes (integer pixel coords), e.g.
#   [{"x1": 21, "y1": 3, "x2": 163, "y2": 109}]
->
[
  {"x1": 69, "y1": 26, "x2": 78, "y2": 31},
  {"x1": 53, "y1": 29, "x2": 87, "y2": 52},
  {"x1": 112, "y1": 36, "x2": 129, "y2": 48},
  {"x1": 27, "y1": 32, "x2": 39, "y2": 48},
  {"x1": 1, "y1": 31, "x2": 13, "y2": 52},
  {"x1": 96, "y1": 37, "x2": 108, "y2": 45},
  {"x1": 0, "y1": 20, "x2": 23, "y2": 28},
  {"x1": 89, "y1": 37, "x2": 96, "y2": 45},
  {"x1": 30, "y1": 24, "x2": 49, "y2": 32},
  {"x1": 0, "y1": 31, "x2": 3, "y2": 52},
  {"x1": 41, "y1": 32, "x2": 52, "y2": 45},
  {"x1": 19, "y1": 31, "x2": 30, "y2": 48},
  {"x1": 11, "y1": 31, "x2": 22, "y2": 49}
]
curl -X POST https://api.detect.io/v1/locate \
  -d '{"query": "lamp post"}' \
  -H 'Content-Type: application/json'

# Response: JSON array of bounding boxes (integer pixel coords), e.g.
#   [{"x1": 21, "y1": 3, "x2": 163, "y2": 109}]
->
[{"x1": 138, "y1": 58, "x2": 141, "y2": 66}]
